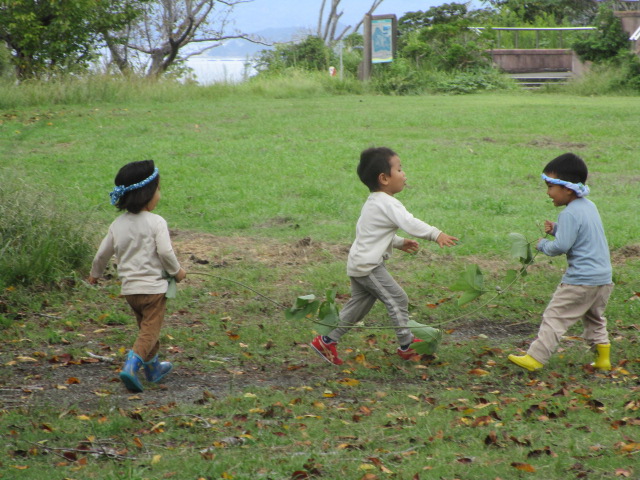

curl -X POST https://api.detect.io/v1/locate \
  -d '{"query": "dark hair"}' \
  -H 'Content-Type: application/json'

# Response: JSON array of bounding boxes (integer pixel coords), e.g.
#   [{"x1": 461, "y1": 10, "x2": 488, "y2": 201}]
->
[
  {"x1": 543, "y1": 153, "x2": 588, "y2": 184},
  {"x1": 114, "y1": 160, "x2": 159, "y2": 213},
  {"x1": 357, "y1": 147, "x2": 397, "y2": 192}
]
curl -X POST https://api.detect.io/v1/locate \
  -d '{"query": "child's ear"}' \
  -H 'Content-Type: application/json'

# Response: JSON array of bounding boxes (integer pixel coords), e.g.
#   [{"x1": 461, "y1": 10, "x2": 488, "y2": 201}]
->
[{"x1": 378, "y1": 172, "x2": 389, "y2": 186}]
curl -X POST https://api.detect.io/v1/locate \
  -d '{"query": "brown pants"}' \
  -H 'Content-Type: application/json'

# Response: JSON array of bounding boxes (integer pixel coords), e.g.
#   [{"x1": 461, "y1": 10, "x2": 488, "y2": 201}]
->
[
  {"x1": 125, "y1": 293, "x2": 167, "y2": 362},
  {"x1": 528, "y1": 283, "x2": 614, "y2": 364}
]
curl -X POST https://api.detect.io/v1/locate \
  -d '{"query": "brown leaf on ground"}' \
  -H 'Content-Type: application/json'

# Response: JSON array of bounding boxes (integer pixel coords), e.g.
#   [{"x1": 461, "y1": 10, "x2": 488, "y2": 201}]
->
[{"x1": 511, "y1": 462, "x2": 536, "y2": 472}]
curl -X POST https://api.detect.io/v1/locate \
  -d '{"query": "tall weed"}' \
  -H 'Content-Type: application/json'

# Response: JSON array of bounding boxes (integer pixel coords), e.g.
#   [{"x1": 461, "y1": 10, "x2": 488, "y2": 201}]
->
[
  {"x1": 563, "y1": 60, "x2": 640, "y2": 95},
  {"x1": 0, "y1": 71, "x2": 366, "y2": 108},
  {"x1": 0, "y1": 74, "x2": 237, "y2": 109},
  {"x1": 429, "y1": 69, "x2": 517, "y2": 94},
  {"x1": 372, "y1": 60, "x2": 516, "y2": 95},
  {"x1": 0, "y1": 172, "x2": 96, "y2": 288},
  {"x1": 244, "y1": 68, "x2": 365, "y2": 97}
]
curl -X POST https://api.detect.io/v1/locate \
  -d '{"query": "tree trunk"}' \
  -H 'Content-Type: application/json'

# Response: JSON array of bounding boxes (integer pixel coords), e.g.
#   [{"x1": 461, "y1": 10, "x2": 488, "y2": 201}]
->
[
  {"x1": 318, "y1": 0, "x2": 385, "y2": 45},
  {"x1": 103, "y1": 32, "x2": 132, "y2": 75}
]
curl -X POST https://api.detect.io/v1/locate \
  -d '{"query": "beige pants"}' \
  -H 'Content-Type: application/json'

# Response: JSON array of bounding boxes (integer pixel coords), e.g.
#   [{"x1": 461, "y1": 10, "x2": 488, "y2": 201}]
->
[
  {"x1": 528, "y1": 283, "x2": 613, "y2": 364},
  {"x1": 125, "y1": 293, "x2": 167, "y2": 362}
]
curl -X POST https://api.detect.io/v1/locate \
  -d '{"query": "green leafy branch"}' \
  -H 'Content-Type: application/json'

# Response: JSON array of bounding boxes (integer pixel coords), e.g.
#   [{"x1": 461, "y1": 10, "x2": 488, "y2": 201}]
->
[
  {"x1": 285, "y1": 289, "x2": 442, "y2": 355},
  {"x1": 449, "y1": 232, "x2": 536, "y2": 308},
  {"x1": 285, "y1": 232, "x2": 540, "y2": 353},
  {"x1": 285, "y1": 289, "x2": 340, "y2": 336}
]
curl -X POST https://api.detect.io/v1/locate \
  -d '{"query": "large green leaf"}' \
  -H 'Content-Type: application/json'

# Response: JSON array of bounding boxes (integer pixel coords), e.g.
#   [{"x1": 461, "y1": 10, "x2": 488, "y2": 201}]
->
[
  {"x1": 315, "y1": 289, "x2": 340, "y2": 335},
  {"x1": 508, "y1": 232, "x2": 532, "y2": 264},
  {"x1": 503, "y1": 269, "x2": 518, "y2": 287},
  {"x1": 286, "y1": 291, "x2": 341, "y2": 335},
  {"x1": 285, "y1": 294, "x2": 319, "y2": 321},
  {"x1": 456, "y1": 289, "x2": 484, "y2": 306},
  {"x1": 450, "y1": 264, "x2": 485, "y2": 306},
  {"x1": 407, "y1": 319, "x2": 442, "y2": 355}
]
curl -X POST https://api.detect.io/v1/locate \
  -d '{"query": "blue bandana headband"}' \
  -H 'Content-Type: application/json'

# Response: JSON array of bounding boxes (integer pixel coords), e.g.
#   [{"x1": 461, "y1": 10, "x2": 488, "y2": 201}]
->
[
  {"x1": 541, "y1": 173, "x2": 590, "y2": 197},
  {"x1": 110, "y1": 167, "x2": 159, "y2": 205}
]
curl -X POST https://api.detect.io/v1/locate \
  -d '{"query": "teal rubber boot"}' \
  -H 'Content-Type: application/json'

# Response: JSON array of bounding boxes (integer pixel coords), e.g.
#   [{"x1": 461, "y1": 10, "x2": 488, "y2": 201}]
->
[
  {"x1": 143, "y1": 355, "x2": 173, "y2": 383},
  {"x1": 119, "y1": 350, "x2": 144, "y2": 392}
]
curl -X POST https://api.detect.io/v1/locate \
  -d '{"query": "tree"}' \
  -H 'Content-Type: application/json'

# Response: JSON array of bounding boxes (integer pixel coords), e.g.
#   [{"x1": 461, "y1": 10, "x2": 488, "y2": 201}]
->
[
  {"x1": 104, "y1": 0, "x2": 262, "y2": 78},
  {"x1": 255, "y1": 35, "x2": 336, "y2": 73},
  {"x1": 0, "y1": 41, "x2": 13, "y2": 80},
  {"x1": 0, "y1": 0, "x2": 145, "y2": 79},
  {"x1": 316, "y1": 0, "x2": 384, "y2": 45},
  {"x1": 399, "y1": 2, "x2": 471, "y2": 35},
  {"x1": 398, "y1": 3, "x2": 495, "y2": 36},
  {"x1": 397, "y1": 3, "x2": 494, "y2": 71},
  {"x1": 572, "y1": 3, "x2": 630, "y2": 62},
  {"x1": 481, "y1": 0, "x2": 599, "y2": 25}
]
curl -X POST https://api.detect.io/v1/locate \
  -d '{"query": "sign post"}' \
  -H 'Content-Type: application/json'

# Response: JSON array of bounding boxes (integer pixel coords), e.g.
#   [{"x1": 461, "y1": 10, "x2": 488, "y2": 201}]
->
[{"x1": 359, "y1": 14, "x2": 397, "y2": 81}]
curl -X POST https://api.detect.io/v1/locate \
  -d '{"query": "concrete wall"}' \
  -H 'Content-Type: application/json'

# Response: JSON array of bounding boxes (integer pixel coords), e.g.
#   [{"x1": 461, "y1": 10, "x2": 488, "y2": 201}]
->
[
  {"x1": 614, "y1": 11, "x2": 640, "y2": 54},
  {"x1": 490, "y1": 49, "x2": 573, "y2": 73}
]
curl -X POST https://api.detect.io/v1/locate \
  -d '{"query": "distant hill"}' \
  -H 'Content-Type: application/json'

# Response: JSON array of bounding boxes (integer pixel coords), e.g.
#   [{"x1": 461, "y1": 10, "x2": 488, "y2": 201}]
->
[{"x1": 206, "y1": 26, "x2": 314, "y2": 59}]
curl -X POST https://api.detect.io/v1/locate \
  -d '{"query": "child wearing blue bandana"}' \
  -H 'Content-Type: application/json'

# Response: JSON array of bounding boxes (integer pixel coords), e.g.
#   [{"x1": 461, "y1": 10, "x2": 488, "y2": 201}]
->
[
  {"x1": 89, "y1": 160, "x2": 186, "y2": 392},
  {"x1": 509, "y1": 153, "x2": 614, "y2": 372}
]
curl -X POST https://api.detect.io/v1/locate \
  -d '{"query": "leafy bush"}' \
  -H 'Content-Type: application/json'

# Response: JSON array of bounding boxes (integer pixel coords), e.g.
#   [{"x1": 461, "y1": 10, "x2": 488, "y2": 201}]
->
[
  {"x1": 431, "y1": 69, "x2": 516, "y2": 94},
  {"x1": 397, "y1": 3, "x2": 495, "y2": 72},
  {"x1": 572, "y1": 5, "x2": 629, "y2": 63},
  {"x1": 0, "y1": 172, "x2": 96, "y2": 288},
  {"x1": 371, "y1": 60, "x2": 515, "y2": 95},
  {"x1": 617, "y1": 52, "x2": 640, "y2": 90},
  {"x1": 565, "y1": 52, "x2": 640, "y2": 95},
  {"x1": 370, "y1": 58, "x2": 425, "y2": 95},
  {"x1": 255, "y1": 36, "x2": 336, "y2": 74}
]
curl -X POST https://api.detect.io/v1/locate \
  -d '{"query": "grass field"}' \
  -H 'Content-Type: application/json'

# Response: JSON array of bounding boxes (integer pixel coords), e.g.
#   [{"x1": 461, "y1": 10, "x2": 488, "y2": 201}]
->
[{"x1": 1, "y1": 86, "x2": 639, "y2": 479}]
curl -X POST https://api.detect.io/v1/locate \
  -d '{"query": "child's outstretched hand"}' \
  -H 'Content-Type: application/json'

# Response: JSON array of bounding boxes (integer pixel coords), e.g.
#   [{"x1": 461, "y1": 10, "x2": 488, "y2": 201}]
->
[
  {"x1": 436, "y1": 232, "x2": 458, "y2": 248},
  {"x1": 87, "y1": 276, "x2": 98, "y2": 285},
  {"x1": 400, "y1": 238, "x2": 419, "y2": 254}
]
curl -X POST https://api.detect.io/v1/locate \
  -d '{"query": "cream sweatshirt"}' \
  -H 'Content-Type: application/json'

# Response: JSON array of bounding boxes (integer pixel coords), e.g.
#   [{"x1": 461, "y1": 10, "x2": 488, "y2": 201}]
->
[
  {"x1": 347, "y1": 192, "x2": 442, "y2": 277},
  {"x1": 90, "y1": 211, "x2": 182, "y2": 295}
]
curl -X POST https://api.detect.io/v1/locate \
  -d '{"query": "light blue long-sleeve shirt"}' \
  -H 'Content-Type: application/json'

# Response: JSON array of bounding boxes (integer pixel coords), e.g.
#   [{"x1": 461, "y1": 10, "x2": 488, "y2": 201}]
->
[{"x1": 536, "y1": 197, "x2": 612, "y2": 286}]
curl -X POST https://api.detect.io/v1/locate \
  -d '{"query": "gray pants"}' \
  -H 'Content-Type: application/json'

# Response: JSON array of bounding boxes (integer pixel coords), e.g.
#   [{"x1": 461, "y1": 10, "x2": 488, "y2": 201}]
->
[
  {"x1": 528, "y1": 283, "x2": 613, "y2": 364},
  {"x1": 328, "y1": 264, "x2": 413, "y2": 346}
]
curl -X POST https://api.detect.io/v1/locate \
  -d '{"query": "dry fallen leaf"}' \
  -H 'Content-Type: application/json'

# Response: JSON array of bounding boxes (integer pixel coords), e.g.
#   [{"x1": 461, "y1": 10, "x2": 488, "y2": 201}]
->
[
  {"x1": 511, "y1": 462, "x2": 536, "y2": 472},
  {"x1": 615, "y1": 469, "x2": 632, "y2": 477}
]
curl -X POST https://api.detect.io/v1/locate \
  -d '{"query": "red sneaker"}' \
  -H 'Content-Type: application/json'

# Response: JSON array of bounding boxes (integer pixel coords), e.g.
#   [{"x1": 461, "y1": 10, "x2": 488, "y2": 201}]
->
[
  {"x1": 397, "y1": 338, "x2": 423, "y2": 360},
  {"x1": 311, "y1": 335, "x2": 344, "y2": 366}
]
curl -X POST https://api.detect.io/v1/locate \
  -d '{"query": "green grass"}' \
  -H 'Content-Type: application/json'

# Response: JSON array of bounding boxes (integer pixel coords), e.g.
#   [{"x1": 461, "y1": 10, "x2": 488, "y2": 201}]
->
[
  {"x1": 0, "y1": 173, "x2": 97, "y2": 288},
  {"x1": 1, "y1": 83, "x2": 639, "y2": 479},
  {"x1": 2, "y1": 91, "x2": 639, "y2": 250}
]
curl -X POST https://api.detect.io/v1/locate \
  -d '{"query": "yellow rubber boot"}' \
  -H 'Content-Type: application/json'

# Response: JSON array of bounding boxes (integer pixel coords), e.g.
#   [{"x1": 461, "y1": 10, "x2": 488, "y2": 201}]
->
[
  {"x1": 591, "y1": 344, "x2": 611, "y2": 371},
  {"x1": 508, "y1": 354, "x2": 543, "y2": 372}
]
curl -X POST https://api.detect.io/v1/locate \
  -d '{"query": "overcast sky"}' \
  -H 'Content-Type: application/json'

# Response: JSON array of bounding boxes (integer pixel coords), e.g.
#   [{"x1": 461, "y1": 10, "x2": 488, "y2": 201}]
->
[{"x1": 230, "y1": 0, "x2": 484, "y2": 33}]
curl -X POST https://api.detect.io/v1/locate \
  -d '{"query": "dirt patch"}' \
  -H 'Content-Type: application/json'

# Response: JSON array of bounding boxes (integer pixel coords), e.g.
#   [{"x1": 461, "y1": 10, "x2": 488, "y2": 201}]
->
[
  {"x1": 447, "y1": 317, "x2": 538, "y2": 340},
  {"x1": 0, "y1": 231, "x2": 597, "y2": 412},
  {"x1": 172, "y1": 230, "x2": 349, "y2": 271},
  {"x1": 527, "y1": 138, "x2": 587, "y2": 149},
  {"x1": 0, "y1": 319, "x2": 540, "y2": 411},
  {"x1": 611, "y1": 244, "x2": 640, "y2": 263},
  {"x1": 1, "y1": 353, "x2": 318, "y2": 410}
]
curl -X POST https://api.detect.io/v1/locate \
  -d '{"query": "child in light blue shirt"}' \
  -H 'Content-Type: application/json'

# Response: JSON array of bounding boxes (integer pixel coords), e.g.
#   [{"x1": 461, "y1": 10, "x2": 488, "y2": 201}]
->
[{"x1": 509, "y1": 153, "x2": 614, "y2": 372}]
